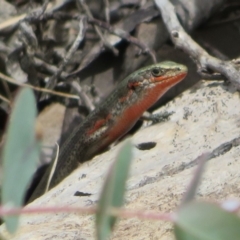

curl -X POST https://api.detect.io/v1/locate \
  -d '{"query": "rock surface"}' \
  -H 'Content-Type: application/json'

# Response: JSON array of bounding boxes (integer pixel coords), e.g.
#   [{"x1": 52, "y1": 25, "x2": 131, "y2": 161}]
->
[{"x1": 1, "y1": 80, "x2": 240, "y2": 239}]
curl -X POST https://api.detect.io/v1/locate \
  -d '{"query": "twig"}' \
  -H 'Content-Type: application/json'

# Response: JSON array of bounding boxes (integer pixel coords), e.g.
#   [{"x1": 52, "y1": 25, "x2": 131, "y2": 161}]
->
[
  {"x1": 78, "y1": 0, "x2": 118, "y2": 56},
  {"x1": 154, "y1": 0, "x2": 240, "y2": 88},
  {"x1": 24, "y1": 0, "x2": 50, "y2": 22},
  {"x1": 1, "y1": 78, "x2": 12, "y2": 103},
  {"x1": 103, "y1": 0, "x2": 110, "y2": 24},
  {"x1": 103, "y1": 0, "x2": 110, "y2": 42},
  {"x1": 71, "y1": 81, "x2": 95, "y2": 111},
  {"x1": 45, "y1": 143, "x2": 59, "y2": 193},
  {"x1": 0, "y1": 94, "x2": 11, "y2": 105},
  {"x1": 89, "y1": 18, "x2": 157, "y2": 63},
  {"x1": 39, "y1": 0, "x2": 49, "y2": 16},
  {"x1": 45, "y1": 17, "x2": 87, "y2": 90},
  {"x1": 0, "y1": 72, "x2": 79, "y2": 100},
  {"x1": 34, "y1": 57, "x2": 69, "y2": 79},
  {"x1": 110, "y1": 207, "x2": 174, "y2": 222},
  {"x1": 0, "y1": 204, "x2": 173, "y2": 222},
  {"x1": 0, "y1": 205, "x2": 96, "y2": 216}
]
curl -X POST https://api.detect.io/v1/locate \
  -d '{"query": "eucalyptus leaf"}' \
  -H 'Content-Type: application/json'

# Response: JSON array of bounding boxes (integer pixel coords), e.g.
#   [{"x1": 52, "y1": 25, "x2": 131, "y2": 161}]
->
[
  {"x1": 181, "y1": 154, "x2": 208, "y2": 206},
  {"x1": 2, "y1": 88, "x2": 40, "y2": 233},
  {"x1": 174, "y1": 201, "x2": 240, "y2": 240},
  {"x1": 96, "y1": 140, "x2": 132, "y2": 240}
]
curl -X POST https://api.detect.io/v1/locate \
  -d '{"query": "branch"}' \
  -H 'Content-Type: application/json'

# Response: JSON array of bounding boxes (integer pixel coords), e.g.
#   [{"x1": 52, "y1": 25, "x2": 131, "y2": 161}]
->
[
  {"x1": 44, "y1": 17, "x2": 87, "y2": 91},
  {"x1": 89, "y1": 18, "x2": 156, "y2": 63},
  {"x1": 154, "y1": 0, "x2": 240, "y2": 88},
  {"x1": 78, "y1": 0, "x2": 118, "y2": 56}
]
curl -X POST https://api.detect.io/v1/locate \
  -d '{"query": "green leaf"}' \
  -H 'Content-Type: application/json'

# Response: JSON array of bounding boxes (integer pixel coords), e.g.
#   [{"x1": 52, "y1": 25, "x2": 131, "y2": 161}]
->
[
  {"x1": 96, "y1": 140, "x2": 133, "y2": 240},
  {"x1": 181, "y1": 154, "x2": 208, "y2": 206},
  {"x1": 174, "y1": 201, "x2": 240, "y2": 240},
  {"x1": 2, "y1": 88, "x2": 40, "y2": 233}
]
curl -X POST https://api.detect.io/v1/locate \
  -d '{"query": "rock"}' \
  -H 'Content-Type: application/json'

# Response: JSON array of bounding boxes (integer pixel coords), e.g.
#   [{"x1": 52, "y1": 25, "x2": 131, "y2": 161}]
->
[{"x1": 1, "y1": 80, "x2": 240, "y2": 239}]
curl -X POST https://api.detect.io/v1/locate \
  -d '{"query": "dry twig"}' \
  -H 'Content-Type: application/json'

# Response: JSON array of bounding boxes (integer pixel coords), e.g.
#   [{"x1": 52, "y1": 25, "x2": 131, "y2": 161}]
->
[
  {"x1": 154, "y1": 0, "x2": 240, "y2": 88},
  {"x1": 78, "y1": 0, "x2": 118, "y2": 56},
  {"x1": 0, "y1": 72, "x2": 79, "y2": 100},
  {"x1": 45, "y1": 17, "x2": 87, "y2": 90},
  {"x1": 89, "y1": 18, "x2": 157, "y2": 63}
]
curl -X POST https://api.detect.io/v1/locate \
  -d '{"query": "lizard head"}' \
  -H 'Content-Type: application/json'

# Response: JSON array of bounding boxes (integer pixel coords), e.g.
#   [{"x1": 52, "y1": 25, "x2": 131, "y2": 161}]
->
[{"x1": 127, "y1": 61, "x2": 188, "y2": 91}]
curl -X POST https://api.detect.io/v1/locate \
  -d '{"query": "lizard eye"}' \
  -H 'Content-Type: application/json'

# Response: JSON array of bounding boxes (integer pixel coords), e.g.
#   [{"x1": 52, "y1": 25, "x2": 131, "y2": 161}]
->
[{"x1": 151, "y1": 68, "x2": 163, "y2": 77}]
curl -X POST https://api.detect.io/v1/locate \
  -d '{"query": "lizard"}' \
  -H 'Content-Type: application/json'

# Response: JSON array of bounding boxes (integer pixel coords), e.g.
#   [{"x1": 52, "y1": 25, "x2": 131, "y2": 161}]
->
[{"x1": 29, "y1": 61, "x2": 188, "y2": 202}]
